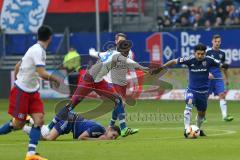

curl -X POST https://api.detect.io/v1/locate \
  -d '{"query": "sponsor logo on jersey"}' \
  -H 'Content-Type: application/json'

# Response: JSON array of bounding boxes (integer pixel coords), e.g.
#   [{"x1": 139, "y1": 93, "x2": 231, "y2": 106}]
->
[{"x1": 190, "y1": 69, "x2": 207, "y2": 72}]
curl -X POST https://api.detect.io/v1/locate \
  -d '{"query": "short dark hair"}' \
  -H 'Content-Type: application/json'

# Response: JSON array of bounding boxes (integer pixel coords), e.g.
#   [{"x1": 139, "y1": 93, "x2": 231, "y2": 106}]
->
[
  {"x1": 37, "y1": 25, "x2": 53, "y2": 41},
  {"x1": 212, "y1": 34, "x2": 221, "y2": 39},
  {"x1": 110, "y1": 125, "x2": 121, "y2": 136},
  {"x1": 194, "y1": 43, "x2": 206, "y2": 52},
  {"x1": 115, "y1": 33, "x2": 127, "y2": 40}
]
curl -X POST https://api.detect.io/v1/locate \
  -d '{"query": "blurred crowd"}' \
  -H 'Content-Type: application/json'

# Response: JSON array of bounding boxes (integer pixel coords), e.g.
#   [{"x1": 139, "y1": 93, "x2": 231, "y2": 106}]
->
[{"x1": 157, "y1": 0, "x2": 240, "y2": 30}]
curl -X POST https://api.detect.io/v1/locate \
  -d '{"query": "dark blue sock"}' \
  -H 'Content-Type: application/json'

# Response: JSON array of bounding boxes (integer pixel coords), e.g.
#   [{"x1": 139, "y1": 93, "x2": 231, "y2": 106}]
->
[
  {"x1": 115, "y1": 100, "x2": 126, "y2": 130},
  {"x1": 118, "y1": 113, "x2": 126, "y2": 130},
  {"x1": 109, "y1": 109, "x2": 118, "y2": 127},
  {"x1": 48, "y1": 116, "x2": 61, "y2": 129},
  {"x1": 56, "y1": 104, "x2": 72, "y2": 121},
  {"x1": 28, "y1": 125, "x2": 41, "y2": 155},
  {"x1": 0, "y1": 121, "x2": 13, "y2": 135}
]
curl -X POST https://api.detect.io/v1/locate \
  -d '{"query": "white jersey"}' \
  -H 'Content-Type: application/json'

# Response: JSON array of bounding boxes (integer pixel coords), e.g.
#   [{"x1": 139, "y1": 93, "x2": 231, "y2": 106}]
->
[
  {"x1": 103, "y1": 50, "x2": 135, "y2": 86},
  {"x1": 15, "y1": 43, "x2": 46, "y2": 92},
  {"x1": 88, "y1": 50, "x2": 144, "y2": 83}
]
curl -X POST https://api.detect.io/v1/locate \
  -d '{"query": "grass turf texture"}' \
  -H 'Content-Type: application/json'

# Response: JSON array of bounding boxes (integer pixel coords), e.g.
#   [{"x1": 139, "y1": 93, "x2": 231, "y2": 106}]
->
[{"x1": 0, "y1": 99, "x2": 239, "y2": 160}]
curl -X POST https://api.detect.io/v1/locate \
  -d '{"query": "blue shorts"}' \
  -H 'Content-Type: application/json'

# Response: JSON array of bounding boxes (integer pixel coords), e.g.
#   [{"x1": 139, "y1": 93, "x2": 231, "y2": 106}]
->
[
  {"x1": 185, "y1": 89, "x2": 208, "y2": 112},
  {"x1": 72, "y1": 116, "x2": 85, "y2": 139},
  {"x1": 54, "y1": 119, "x2": 73, "y2": 135},
  {"x1": 209, "y1": 79, "x2": 225, "y2": 96},
  {"x1": 54, "y1": 120, "x2": 68, "y2": 135}
]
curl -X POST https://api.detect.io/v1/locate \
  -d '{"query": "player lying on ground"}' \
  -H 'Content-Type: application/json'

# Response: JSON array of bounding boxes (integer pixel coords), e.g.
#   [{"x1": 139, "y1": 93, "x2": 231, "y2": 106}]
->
[
  {"x1": 0, "y1": 25, "x2": 60, "y2": 160},
  {"x1": 23, "y1": 112, "x2": 120, "y2": 141},
  {"x1": 89, "y1": 33, "x2": 139, "y2": 128},
  {"x1": 207, "y1": 34, "x2": 233, "y2": 122},
  {"x1": 49, "y1": 40, "x2": 149, "y2": 137},
  {"x1": 150, "y1": 43, "x2": 228, "y2": 137}
]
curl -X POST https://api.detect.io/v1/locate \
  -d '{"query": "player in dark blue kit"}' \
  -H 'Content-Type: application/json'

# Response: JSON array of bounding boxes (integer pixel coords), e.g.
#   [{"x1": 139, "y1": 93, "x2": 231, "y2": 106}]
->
[
  {"x1": 150, "y1": 43, "x2": 228, "y2": 137},
  {"x1": 206, "y1": 35, "x2": 233, "y2": 122},
  {"x1": 23, "y1": 112, "x2": 120, "y2": 141}
]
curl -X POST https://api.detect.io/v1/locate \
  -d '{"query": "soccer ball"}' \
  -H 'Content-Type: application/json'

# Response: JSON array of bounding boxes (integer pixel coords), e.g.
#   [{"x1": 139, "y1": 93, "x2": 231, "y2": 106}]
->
[{"x1": 185, "y1": 125, "x2": 200, "y2": 138}]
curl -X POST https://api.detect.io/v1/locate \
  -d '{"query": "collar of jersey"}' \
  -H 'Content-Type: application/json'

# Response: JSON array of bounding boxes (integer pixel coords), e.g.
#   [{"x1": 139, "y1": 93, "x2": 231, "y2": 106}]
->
[{"x1": 37, "y1": 43, "x2": 46, "y2": 51}]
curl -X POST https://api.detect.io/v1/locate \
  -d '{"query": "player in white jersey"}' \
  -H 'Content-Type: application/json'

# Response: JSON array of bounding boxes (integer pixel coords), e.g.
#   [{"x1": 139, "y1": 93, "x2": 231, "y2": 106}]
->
[
  {"x1": 50, "y1": 40, "x2": 149, "y2": 137},
  {"x1": 89, "y1": 33, "x2": 139, "y2": 127},
  {"x1": 0, "y1": 26, "x2": 60, "y2": 160}
]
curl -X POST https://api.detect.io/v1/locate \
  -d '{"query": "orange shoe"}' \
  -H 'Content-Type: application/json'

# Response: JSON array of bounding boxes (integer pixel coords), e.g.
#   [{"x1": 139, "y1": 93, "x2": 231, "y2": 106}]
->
[{"x1": 25, "y1": 153, "x2": 48, "y2": 160}]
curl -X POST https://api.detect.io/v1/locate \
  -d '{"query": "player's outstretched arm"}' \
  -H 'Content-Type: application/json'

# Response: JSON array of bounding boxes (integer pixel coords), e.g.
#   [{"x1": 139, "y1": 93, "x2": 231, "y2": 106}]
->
[
  {"x1": 117, "y1": 55, "x2": 149, "y2": 72},
  {"x1": 150, "y1": 59, "x2": 178, "y2": 75},
  {"x1": 89, "y1": 48, "x2": 99, "y2": 58},
  {"x1": 36, "y1": 67, "x2": 60, "y2": 87},
  {"x1": 162, "y1": 59, "x2": 178, "y2": 68}
]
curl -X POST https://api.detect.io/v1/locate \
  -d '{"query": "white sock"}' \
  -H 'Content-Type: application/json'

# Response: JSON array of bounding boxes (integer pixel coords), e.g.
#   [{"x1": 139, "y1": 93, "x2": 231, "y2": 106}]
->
[
  {"x1": 27, "y1": 151, "x2": 36, "y2": 156},
  {"x1": 220, "y1": 99, "x2": 227, "y2": 118},
  {"x1": 196, "y1": 115, "x2": 204, "y2": 129},
  {"x1": 22, "y1": 125, "x2": 31, "y2": 135},
  {"x1": 184, "y1": 109, "x2": 192, "y2": 129}
]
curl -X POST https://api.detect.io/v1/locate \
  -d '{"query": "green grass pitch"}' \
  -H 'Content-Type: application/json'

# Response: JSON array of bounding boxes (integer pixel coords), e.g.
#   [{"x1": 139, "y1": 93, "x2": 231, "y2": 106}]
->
[{"x1": 0, "y1": 99, "x2": 239, "y2": 160}]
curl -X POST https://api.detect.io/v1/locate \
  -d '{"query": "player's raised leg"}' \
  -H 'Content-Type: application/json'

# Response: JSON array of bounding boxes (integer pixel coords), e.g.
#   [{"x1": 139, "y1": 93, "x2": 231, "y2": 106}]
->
[{"x1": 54, "y1": 74, "x2": 94, "y2": 121}]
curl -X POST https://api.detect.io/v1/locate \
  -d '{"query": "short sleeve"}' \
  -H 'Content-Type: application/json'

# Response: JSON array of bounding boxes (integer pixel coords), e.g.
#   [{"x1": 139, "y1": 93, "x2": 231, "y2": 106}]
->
[
  {"x1": 86, "y1": 125, "x2": 105, "y2": 138},
  {"x1": 177, "y1": 56, "x2": 192, "y2": 66},
  {"x1": 32, "y1": 48, "x2": 46, "y2": 67}
]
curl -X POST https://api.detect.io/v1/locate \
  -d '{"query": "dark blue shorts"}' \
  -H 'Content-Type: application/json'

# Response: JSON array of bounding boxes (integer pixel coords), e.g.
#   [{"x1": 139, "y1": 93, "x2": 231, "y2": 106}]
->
[
  {"x1": 54, "y1": 120, "x2": 69, "y2": 135},
  {"x1": 185, "y1": 89, "x2": 208, "y2": 112},
  {"x1": 209, "y1": 79, "x2": 225, "y2": 96}
]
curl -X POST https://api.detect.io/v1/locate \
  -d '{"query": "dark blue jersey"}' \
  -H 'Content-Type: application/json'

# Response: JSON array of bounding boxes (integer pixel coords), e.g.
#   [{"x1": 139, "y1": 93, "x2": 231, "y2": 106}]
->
[
  {"x1": 206, "y1": 48, "x2": 225, "y2": 78},
  {"x1": 72, "y1": 117, "x2": 106, "y2": 139},
  {"x1": 56, "y1": 112, "x2": 106, "y2": 139},
  {"x1": 177, "y1": 55, "x2": 220, "y2": 91}
]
